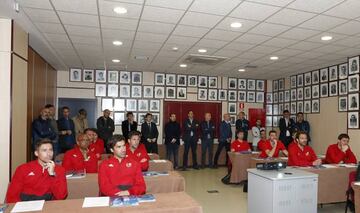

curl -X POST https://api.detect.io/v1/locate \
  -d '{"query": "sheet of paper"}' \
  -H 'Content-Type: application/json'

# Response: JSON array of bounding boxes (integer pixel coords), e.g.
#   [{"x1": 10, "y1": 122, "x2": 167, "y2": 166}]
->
[
  {"x1": 11, "y1": 200, "x2": 45, "y2": 213},
  {"x1": 339, "y1": 164, "x2": 357, "y2": 168},
  {"x1": 354, "y1": 182, "x2": 360, "y2": 186},
  {"x1": 279, "y1": 157, "x2": 288, "y2": 160},
  {"x1": 152, "y1": 160, "x2": 167, "y2": 163},
  {"x1": 321, "y1": 164, "x2": 337, "y2": 168},
  {"x1": 82, "y1": 197, "x2": 110, "y2": 208}
]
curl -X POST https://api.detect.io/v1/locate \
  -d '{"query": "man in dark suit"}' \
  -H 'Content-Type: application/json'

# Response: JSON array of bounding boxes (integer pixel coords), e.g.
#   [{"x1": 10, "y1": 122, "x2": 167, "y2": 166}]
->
[
  {"x1": 164, "y1": 113, "x2": 181, "y2": 169},
  {"x1": 235, "y1": 111, "x2": 249, "y2": 141},
  {"x1": 141, "y1": 113, "x2": 159, "y2": 153},
  {"x1": 57, "y1": 106, "x2": 76, "y2": 153},
  {"x1": 200, "y1": 113, "x2": 215, "y2": 168},
  {"x1": 214, "y1": 113, "x2": 232, "y2": 168},
  {"x1": 121, "y1": 112, "x2": 138, "y2": 140},
  {"x1": 182, "y1": 111, "x2": 199, "y2": 170},
  {"x1": 97, "y1": 109, "x2": 115, "y2": 153},
  {"x1": 279, "y1": 110, "x2": 295, "y2": 148}
]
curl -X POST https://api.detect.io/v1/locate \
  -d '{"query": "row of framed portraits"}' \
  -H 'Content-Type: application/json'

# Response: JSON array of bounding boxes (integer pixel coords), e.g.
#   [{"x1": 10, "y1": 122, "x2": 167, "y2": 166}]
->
[
  {"x1": 112, "y1": 112, "x2": 160, "y2": 126},
  {"x1": 101, "y1": 98, "x2": 160, "y2": 113},
  {"x1": 198, "y1": 89, "x2": 265, "y2": 103},
  {"x1": 70, "y1": 69, "x2": 143, "y2": 84},
  {"x1": 338, "y1": 93, "x2": 360, "y2": 112},
  {"x1": 266, "y1": 100, "x2": 320, "y2": 116},
  {"x1": 265, "y1": 115, "x2": 296, "y2": 127}
]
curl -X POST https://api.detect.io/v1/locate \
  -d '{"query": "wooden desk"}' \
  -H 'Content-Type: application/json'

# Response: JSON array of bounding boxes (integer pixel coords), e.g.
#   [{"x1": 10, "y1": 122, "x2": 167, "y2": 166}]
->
[
  {"x1": 148, "y1": 160, "x2": 174, "y2": 172},
  {"x1": 227, "y1": 152, "x2": 259, "y2": 183}
]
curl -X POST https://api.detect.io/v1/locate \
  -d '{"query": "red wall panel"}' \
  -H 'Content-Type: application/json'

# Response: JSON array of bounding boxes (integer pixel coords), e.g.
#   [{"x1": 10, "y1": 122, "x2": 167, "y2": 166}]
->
[{"x1": 248, "y1": 108, "x2": 266, "y2": 128}]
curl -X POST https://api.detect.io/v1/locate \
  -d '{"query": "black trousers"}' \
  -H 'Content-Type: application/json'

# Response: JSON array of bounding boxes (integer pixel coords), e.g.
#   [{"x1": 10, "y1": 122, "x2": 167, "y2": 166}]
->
[
  {"x1": 214, "y1": 141, "x2": 230, "y2": 166},
  {"x1": 166, "y1": 143, "x2": 179, "y2": 168},
  {"x1": 201, "y1": 138, "x2": 214, "y2": 167},
  {"x1": 145, "y1": 141, "x2": 158, "y2": 154},
  {"x1": 282, "y1": 136, "x2": 293, "y2": 148},
  {"x1": 183, "y1": 137, "x2": 198, "y2": 168}
]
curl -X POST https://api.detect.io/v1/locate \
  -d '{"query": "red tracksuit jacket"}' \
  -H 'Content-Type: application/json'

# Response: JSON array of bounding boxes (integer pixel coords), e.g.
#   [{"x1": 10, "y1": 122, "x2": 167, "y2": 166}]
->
[
  {"x1": 89, "y1": 139, "x2": 105, "y2": 159},
  {"x1": 325, "y1": 144, "x2": 357, "y2": 164},
  {"x1": 259, "y1": 140, "x2": 286, "y2": 158},
  {"x1": 6, "y1": 160, "x2": 67, "y2": 203},
  {"x1": 62, "y1": 147, "x2": 98, "y2": 173},
  {"x1": 231, "y1": 140, "x2": 251, "y2": 152},
  {"x1": 98, "y1": 156, "x2": 146, "y2": 196},
  {"x1": 126, "y1": 143, "x2": 150, "y2": 171},
  {"x1": 288, "y1": 143, "x2": 318, "y2": 166}
]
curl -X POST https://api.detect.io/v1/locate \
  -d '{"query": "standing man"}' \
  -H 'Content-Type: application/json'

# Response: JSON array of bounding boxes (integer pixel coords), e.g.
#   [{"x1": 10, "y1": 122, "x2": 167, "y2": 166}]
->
[
  {"x1": 72, "y1": 109, "x2": 89, "y2": 137},
  {"x1": 45, "y1": 104, "x2": 59, "y2": 157},
  {"x1": 32, "y1": 107, "x2": 57, "y2": 151},
  {"x1": 235, "y1": 112, "x2": 250, "y2": 141},
  {"x1": 121, "y1": 112, "x2": 138, "y2": 140},
  {"x1": 214, "y1": 113, "x2": 232, "y2": 168},
  {"x1": 295, "y1": 112, "x2": 311, "y2": 144},
  {"x1": 164, "y1": 113, "x2": 181, "y2": 169},
  {"x1": 200, "y1": 113, "x2": 215, "y2": 168},
  {"x1": 251, "y1": 119, "x2": 265, "y2": 150},
  {"x1": 182, "y1": 111, "x2": 199, "y2": 170},
  {"x1": 279, "y1": 110, "x2": 295, "y2": 148},
  {"x1": 57, "y1": 106, "x2": 76, "y2": 153},
  {"x1": 97, "y1": 109, "x2": 115, "y2": 153},
  {"x1": 141, "y1": 113, "x2": 159, "y2": 154}
]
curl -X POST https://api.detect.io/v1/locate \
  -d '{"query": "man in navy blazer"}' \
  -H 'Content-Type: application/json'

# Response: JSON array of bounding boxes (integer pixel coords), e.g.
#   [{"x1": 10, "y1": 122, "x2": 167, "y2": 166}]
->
[
  {"x1": 121, "y1": 112, "x2": 138, "y2": 140},
  {"x1": 182, "y1": 111, "x2": 200, "y2": 170},
  {"x1": 57, "y1": 106, "x2": 76, "y2": 153},
  {"x1": 141, "y1": 113, "x2": 159, "y2": 153},
  {"x1": 214, "y1": 113, "x2": 232, "y2": 167},
  {"x1": 279, "y1": 110, "x2": 295, "y2": 148},
  {"x1": 200, "y1": 113, "x2": 215, "y2": 168}
]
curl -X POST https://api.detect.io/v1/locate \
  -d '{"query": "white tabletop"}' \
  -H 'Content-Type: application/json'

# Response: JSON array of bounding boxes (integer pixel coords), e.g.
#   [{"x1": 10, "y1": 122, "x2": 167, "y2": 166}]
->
[{"x1": 247, "y1": 168, "x2": 318, "y2": 180}]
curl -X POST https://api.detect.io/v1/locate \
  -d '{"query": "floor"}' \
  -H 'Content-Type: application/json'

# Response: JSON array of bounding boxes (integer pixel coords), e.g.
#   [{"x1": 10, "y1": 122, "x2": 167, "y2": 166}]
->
[{"x1": 179, "y1": 167, "x2": 347, "y2": 213}]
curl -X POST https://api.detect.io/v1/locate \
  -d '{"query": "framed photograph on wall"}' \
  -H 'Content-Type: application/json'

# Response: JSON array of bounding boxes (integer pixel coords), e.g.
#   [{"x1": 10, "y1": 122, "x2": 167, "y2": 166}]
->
[
  {"x1": 198, "y1": 76, "x2": 208, "y2": 88},
  {"x1": 273, "y1": 104, "x2": 279, "y2": 115},
  {"x1": 238, "y1": 79, "x2": 247, "y2": 90},
  {"x1": 132, "y1": 72, "x2": 142, "y2": 84},
  {"x1": 120, "y1": 85, "x2": 130, "y2": 98},
  {"x1": 297, "y1": 74, "x2": 304, "y2": 87},
  {"x1": 228, "y1": 102, "x2": 237, "y2": 114},
  {"x1": 348, "y1": 74, "x2": 359, "y2": 93},
  {"x1": 177, "y1": 75, "x2": 187, "y2": 86},
  {"x1": 166, "y1": 74, "x2": 176, "y2": 86},
  {"x1": 95, "y1": 69, "x2": 106, "y2": 83},
  {"x1": 154, "y1": 87, "x2": 164, "y2": 99},
  {"x1": 120, "y1": 71, "x2": 130, "y2": 84},
  {"x1": 312, "y1": 85, "x2": 319, "y2": 99},
  {"x1": 273, "y1": 80, "x2": 279, "y2": 91},
  {"x1": 256, "y1": 80, "x2": 265, "y2": 91},
  {"x1": 228, "y1": 90, "x2": 237, "y2": 101},
  {"x1": 70, "y1": 68, "x2": 82, "y2": 82},
  {"x1": 114, "y1": 112, "x2": 124, "y2": 125},
  {"x1": 273, "y1": 92, "x2": 278, "y2": 103},
  {"x1": 338, "y1": 96, "x2": 347, "y2": 112},
  {"x1": 256, "y1": 92, "x2": 264, "y2": 103},
  {"x1": 339, "y1": 63, "x2": 348, "y2": 79},
  {"x1": 329, "y1": 81, "x2": 338, "y2": 96},
  {"x1": 107, "y1": 85, "x2": 118, "y2": 97},
  {"x1": 278, "y1": 91, "x2": 284, "y2": 103},
  {"x1": 348, "y1": 111, "x2": 359, "y2": 129},
  {"x1": 297, "y1": 101, "x2": 303, "y2": 113},
  {"x1": 95, "y1": 84, "x2": 106, "y2": 97},
  {"x1": 329, "y1": 65, "x2": 338, "y2": 81},
  {"x1": 238, "y1": 91, "x2": 246, "y2": 102},
  {"x1": 177, "y1": 87, "x2": 187, "y2": 99},
  {"x1": 247, "y1": 91, "x2": 256, "y2": 103},
  {"x1": 138, "y1": 113, "x2": 146, "y2": 125},
  {"x1": 126, "y1": 99, "x2": 137, "y2": 111},
  {"x1": 312, "y1": 70, "x2": 319, "y2": 84},
  {"x1": 108, "y1": 70, "x2": 119, "y2": 83},
  {"x1": 101, "y1": 98, "x2": 113, "y2": 111},
  {"x1": 228, "y1": 78, "x2": 237, "y2": 89},
  {"x1": 284, "y1": 103, "x2": 290, "y2": 111},
  {"x1": 312, "y1": 99, "x2": 320, "y2": 113},
  {"x1": 188, "y1": 75, "x2": 197, "y2": 87},
  {"x1": 208, "y1": 89, "x2": 217, "y2": 101},
  {"x1": 83, "y1": 69, "x2": 94, "y2": 82},
  {"x1": 348, "y1": 93, "x2": 359, "y2": 111},
  {"x1": 266, "y1": 116, "x2": 273, "y2": 127},
  {"x1": 291, "y1": 89, "x2": 297, "y2": 101},
  {"x1": 272, "y1": 116, "x2": 279, "y2": 127},
  {"x1": 143, "y1": 86, "x2": 154, "y2": 98},
  {"x1": 279, "y1": 104, "x2": 284, "y2": 115},
  {"x1": 166, "y1": 87, "x2": 176, "y2": 99},
  {"x1": 152, "y1": 113, "x2": 160, "y2": 125},
  {"x1": 320, "y1": 68, "x2": 328, "y2": 83},
  {"x1": 208, "y1": 77, "x2": 218, "y2": 88},
  {"x1": 304, "y1": 72, "x2": 311, "y2": 86},
  {"x1": 297, "y1": 88, "x2": 303, "y2": 100},
  {"x1": 219, "y1": 89, "x2": 227, "y2": 101},
  {"x1": 198, "y1": 89, "x2": 207, "y2": 100},
  {"x1": 339, "y1": 80, "x2": 348, "y2": 95},
  {"x1": 150, "y1": 100, "x2": 160, "y2": 112},
  {"x1": 266, "y1": 105, "x2": 273, "y2": 115},
  {"x1": 266, "y1": 93, "x2": 273, "y2": 103},
  {"x1": 304, "y1": 100, "x2": 311, "y2": 114},
  {"x1": 248, "y1": 79, "x2": 256, "y2": 90},
  {"x1": 290, "y1": 76, "x2": 296, "y2": 88},
  {"x1": 131, "y1": 86, "x2": 142, "y2": 98},
  {"x1": 279, "y1": 78, "x2": 285, "y2": 90},
  {"x1": 114, "y1": 99, "x2": 125, "y2": 111},
  {"x1": 349, "y1": 56, "x2": 360, "y2": 75},
  {"x1": 304, "y1": 86, "x2": 311, "y2": 100},
  {"x1": 138, "y1": 100, "x2": 149, "y2": 111},
  {"x1": 230, "y1": 115, "x2": 236, "y2": 126},
  {"x1": 284, "y1": 90, "x2": 290, "y2": 102},
  {"x1": 290, "y1": 102, "x2": 297, "y2": 114},
  {"x1": 154, "y1": 73, "x2": 165, "y2": 85},
  {"x1": 320, "y1": 83, "x2": 328, "y2": 98}
]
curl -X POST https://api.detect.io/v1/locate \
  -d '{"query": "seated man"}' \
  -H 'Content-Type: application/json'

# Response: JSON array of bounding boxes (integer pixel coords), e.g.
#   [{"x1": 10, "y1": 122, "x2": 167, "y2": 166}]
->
[
  {"x1": 325, "y1": 133, "x2": 357, "y2": 164},
  {"x1": 257, "y1": 130, "x2": 267, "y2": 151},
  {"x1": 288, "y1": 131, "x2": 322, "y2": 167},
  {"x1": 98, "y1": 135, "x2": 146, "y2": 196},
  {"x1": 259, "y1": 130, "x2": 288, "y2": 158},
  {"x1": 6, "y1": 139, "x2": 67, "y2": 203},
  {"x1": 231, "y1": 130, "x2": 251, "y2": 152},
  {"x1": 85, "y1": 128, "x2": 105, "y2": 159},
  {"x1": 126, "y1": 131, "x2": 150, "y2": 171},
  {"x1": 62, "y1": 134, "x2": 98, "y2": 173}
]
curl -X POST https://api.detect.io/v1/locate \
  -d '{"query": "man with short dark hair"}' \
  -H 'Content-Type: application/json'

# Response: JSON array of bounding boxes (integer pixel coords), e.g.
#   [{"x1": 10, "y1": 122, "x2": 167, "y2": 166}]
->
[
  {"x1": 126, "y1": 131, "x2": 150, "y2": 171},
  {"x1": 325, "y1": 133, "x2": 357, "y2": 164},
  {"x1": 279, "y1": 110, "x2": 295, "y2": 148},
  {"x1": 121, "y1": 112, "x2": 138, "y2": 140},
  {"x1": 6, "y1": 139, "x2": 67, "y2": 203},
  {"x1": 32, "y1": 107, "x2": 57, "y2": 151},
  {"x1": 141, "y1": 113, "x2": 159, "y2": 153},
  {"x1": 57, "y1": 106, "x2": 76, "y2": 153},
  {"x1": 164, "y1": 113, "x2": 181, "y2": 169},
  {"x1": 259, "y1": 130, "x2": 288, "y2": 158},
  {"x1": 288, "y1": 132, "x2": 321, "y2": 167},
  {"x1": 182, "y1": 111, "x2": 199, "y2": 170},
  {"x1": 214, "y1": 113, "x2": 232, "y2": 168},
  {"x1": 295, "y1": 112, "x2": 311, "y2": 143},
  {"x1": 97, "y1": 109, "x2": 115, "y2": 153},
  {"x1": 235, "y1": 112, "x2": 250, "y2": 141},
  {"x1": 200, "y1": 113, "x2": 215, "y2": 168}
]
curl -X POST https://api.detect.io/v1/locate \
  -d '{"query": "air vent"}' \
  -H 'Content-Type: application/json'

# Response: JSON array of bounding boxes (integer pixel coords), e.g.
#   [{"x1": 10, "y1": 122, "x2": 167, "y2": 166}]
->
[{"x1": 183, "y1": 54, "x2": 228, "y2": 66}]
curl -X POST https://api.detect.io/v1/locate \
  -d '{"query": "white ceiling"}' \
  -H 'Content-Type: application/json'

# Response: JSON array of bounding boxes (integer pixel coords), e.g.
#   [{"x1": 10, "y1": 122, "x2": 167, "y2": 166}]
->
[{"x1": 6, "y1": 0, "x2": 360, "y2": 79}]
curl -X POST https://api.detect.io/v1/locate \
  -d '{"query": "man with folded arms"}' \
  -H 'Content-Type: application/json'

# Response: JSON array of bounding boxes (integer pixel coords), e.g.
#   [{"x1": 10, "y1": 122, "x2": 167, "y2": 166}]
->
[
  {"x1": 6, "y1": 139, "x2": 67, "y2": 203},
  {"x1": 62, "y1": 134, "x2": 98, "y2": 173},
  {"x1": 126, "y1": 131, "x2": 150, "y2": 171},
  {"x1": 259, "y1": 130, "x2": 288, "y2": 158},
  {"x1": 99, "y1": 135, "x2": 146, "y2": 196},
  {"x1": 325, "y1": 133, "x2": 357, "y2": 164},
  {"x1": 288, "y1": 131, "x2": 321, "y2": 166}
]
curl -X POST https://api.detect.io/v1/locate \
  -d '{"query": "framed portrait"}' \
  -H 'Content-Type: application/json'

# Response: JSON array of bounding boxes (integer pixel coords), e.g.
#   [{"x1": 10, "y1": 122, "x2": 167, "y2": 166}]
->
[
  {"x1": 297, "y1": 101, "x2": 304, "y2": 113},
  {"x1": 279, "y1": 78, "x2": 285, "y2": 91},
  {"x1": 256, "y1": 92, "x2": 264, "y2": 103},
  {"x1": 348, "y1": 93, "x2": 359, "y2": 111},
  {"x1": 248, "y1": 79, "x2": 256, "y2": 90},
  {"x1": 131, "y1": 85, "x2": 142, "y2": 98},
  {"x1": 154, "y1": 73, "x2": 165, "y2": 85},
  {"x1": 349, "y1": 56, "x2": 360, "y2": 75},
  {"x1": 278, "y1": 91, "x2": 284, "y2": 103},
  {"x1": 266, "y1": 116, "x2": 273, "y2": 127},
  {"x1": 312, "y1": 99, "x2": 320, "y2": 113},
  {"x1": 108, "y1": 70, "x2": 119, "y2": 83},
  {"x1": 329, "y1": 65, "x2": 338, "y2": 81},
  {"x1": 247, "y1": 91, "x2": 256, "y2": 103},
  {"x1": 166, "y1": 87, "x2": 176, "y2": 99},
  {"x1": 107, "y1": 84, "x2": 118, "y2": 97},
  {"x1": 273, "y1": 116, "x2": 279, "y2": 127},
  {"x1": 304, "y1": 100, "x2": 311, "y2": 113},
  {"x1": 312, "y1": 85, "x2": 319, "y2": 99},
  {"x1": 154, "y1": 87, "x2": 165, "y2": 99},
  {"x1": 256, "y1": 80, "x2": 265, "y2": 91},
  {"x1": 291, "y1": 89, "x2": 297, "y2": 101},
  {"x1": 304, "y1": 86, "x2": 311, "y2": 100},
  {"x1": 198, "y1": 89, "x2": 207, "y2": 100},
  {"x1": 152, "y1": 113, "x2": 160, "y2": 125},
  {"x1": 132, "y1": 72, "x2": 142, "y2": 84},
  {"x1": 70, "y1": 68, "x2": 82, "y2": 82},
  {"x1": 228, "y1": 90, "x2": 237, "y2": 101},
  {"x1": 297, "y1": 88, "x2": 304, "y2": 100},
  {"x1": 138, "y1": 113, "x2": 147, "y2": 125},
  {"x1": 273, "y1": 104, "x2": 279, "y2": 115},
  {"x1": 177, "y1": 75, "x2": 187, "y2": 86},
  {"x1": 228, "y1": 78, "x2": 237, "y2": 89},
  {"x1": 143, "y1": 86, "x2": 154, "y2": 98},
  {"x1": 114, "y1": 112, "x2": 124, "y2": 125},
  {"x1": 238, "y1": 79, "x2": 247, "y2": 90},
  {"x1": 119, "y1": 85, "x2": 130, "y2": 98},
  {"x1": 230, "y1": 115, "x2": 236, "y2": 126},
  {"x1": 95, "y1": 84, "x2": 106, "y2": 97},
  {"x1": 320, "y1": 68, "x2": 328, "y2": 83},
  {"x1": 273, "y1": 80, "x2": 279, "y2": 91},
  {"x1": 238, "y1": 91, "x2": 246, "y2": 102},
  {"x1": 198, "y1": 76, "x2": 208, "y2": 88},
  {"x1": 188, "y1": 76, "x2": 197, "y2": 87},
  {"x1": 228, "y1": 102, "x2": 237, "y2": 114},
  {"x1": 126, "y1": 99, "x2": 137, "y2": 111},
  {"x1": 320, "y1": 83, "x2": 328, "y2": 98},
  {"x1": 166, "y1": 74, "x2": 176, "y2": 86},
  {"x1": 290, "y1": 76, "x2": 297, "y2": 88},
  {"x1": 138, "y1": 100, "x2": 148, "y2": 112},
  {"x1": 150, "y1": 100, "x2": 160, "y2": 112},
  {"x1": 304, "y1": 72, "x2": 311, "y2": 86},
  {"x1": 208, "y1": 77, "x2": 218, "y2": 88},
  {"x1": 95, "y1": 69, "x2": 106, "y2": 83},
  {"x1": 101, "y1": 98, "x2": 113, "y2": 111},
  {"x1": 114, "y1": 99, "x2": 125, "y2": 111},
  {"x1": 290, "y1": 102, "x2": 297, "y2": 114},
  {"x1": 297, "y1": 74, "x2": 304, "y2": 87},
  {"x1": 348, "y1": 74, "x2": 359, "y2": 93},
  {"x1": 266, "y1": 93, "x2": 273, "y2": 103},
  {"x1": 312, "y1": 70, "x2": 319, "y2": 84},
  {"x1": 339, "y1": 80, "x2": 348, "y2": 95},
  {"x1": 339, "y1": 63, "x2": 348, "y2": 80},
  {"x1": 329, "y1": 81, "x2": 338, "y2": 96},
  {"x1": 266, "y1": 105, "x2": 273, "y2": 115},
  {"x1": 219, "y1": 89, "x2": 227, "y2": 101},
  {"x1": 338, "y1": 96, "x2": 347, "y2": 112},
  {"x1": 273, "y1": 92, "x2": 278, "y2": 103},
  {"x1": 208, "y1": 89, "x2": 217, "y2": 101},
  {"x1": 83, "y1": 69, "x2": 94, "y2": 82},
  {"x1": 280, "y1": 104, "x2": 285, "y2": 114},
  {"x1": 348, "y1": 112, "x2": 359, "y2": 129},
  {"x1": 120, "y1": 71, "x2": 130, "y2": 84},
  {"x1": 177, "y1": 87, "x2": 187, "y2": 99},
  {"x1": 284, "y1": 90, "x2": 290, "y2": 102},
  {"x1": 284, "y1": 103, "x2": 290, "y2": 111}
]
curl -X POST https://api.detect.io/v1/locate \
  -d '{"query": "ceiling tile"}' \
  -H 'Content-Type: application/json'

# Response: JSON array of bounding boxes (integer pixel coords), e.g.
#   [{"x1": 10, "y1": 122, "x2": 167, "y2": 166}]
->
[
  {"x1": 288, "y1": 41, "x2": 324, "y2": 51},
  {"x1": 138, "y1": 20, "x2": 175, "y2": 34},
  {"x1": 132, "y1": 41, "x2": 163, "y2": 50},
  {"x1": 44, "y1": 33, "x2": 70, "y2": 43},
  {"x1": 287, "y1": 0, "x2": 344, "y2": 13},
  {"x1": 250, "y1": 45, "x2": 281, "y2": 54},
  {"x1": 238, "y1": 51, "x2": 265, "y2": 60},
  {"x1": 248, "y1": 22, "x2": 291, "y2": 36},
  {"x1": 196, "y1": 39, "x2": 228, "y2": 49},
  {"x1": 235, "y1": 33, "x2": 272, "y2": 44},
  {"x1": 102, "y1": 29, "x2": 135, "y2": 40},
  {"x1": 324, "y1": 0, "x2": 360, "y2": 19},
  {"x1": 101, "y1": 16, "x2": 138, "y2": 30},
  {"x1": 204, "y1": 29, "x2": 242, "y2": 41},
  {"x1": 272, "y1": 48, "x2": 304, "y2": 57},
  {"x1": 23, "y1": 8, "x2": 59, "y2": 23},
  {"x1": 312, "y1": 44, "x2": 347, "y2": 54},
  {"x1": 52, "y1": 0, "x2": 98, "y2": 14},
  {"x1": 215, "y1": 17, "x2": 259, "y2": 32},
  {"x1": 329, "y1": 21, "x2": 360, "y2": 36},
  {"x1": 334, "y1": 36, "x2": 360, "y2": 47},
  {"x1": 173, "y1": 25, "x2": 209, "y2": 38},
  {"x1": 278, "y1": 27, "x2": 321, "y2": 40},
  {"x1": 189, "y1": 0, "x2": 241, "y2": 15},
  {"x1": 262, "y1": 37, "x2": 298, "y2": 48},
  {"x1": 99, "y1": 1, "x2": 143, "y2": 19},
  {"x1": 215, "y1": 49, "x2": 242, "y2": 57},
  {"x1": 65, "y1": 25, "x2": 100, "y2": 37},
  {"x1": 245, "y1": 0, "x2": 294, "y2": 7},
  {"x1": 58, "y1": 12, "x2": 99, "y2": 27},
  {"x1": 135, "y1": 32, "x2": 169, "y2": 43},
  {"x1": 35, "y1": 22, "x2": 65, "y2": 34},
  {"x1": 299, "y1": 15, "x2": 348, "y2": 31},
  {"x1": 230, "y1": 1, "x2": 281, "y2": 21},
  {"x1": 165, "y1": 35, "x2": 199, "y2": 46},
  {"x1": 146, "y1": 0, "x2": 192, "y2": 10},
  {"x1": 223, "y1": 42, "x2": 255, "y2": 52},
  {"x1": 70, "y1": 35, "x2": 102, "y2": 45},
  {"x1": 142, "y1": 6, "x2": 184, "y2": 24},
  {"x1": 180, "y1": 12, "x2": 222, "y2": 28},
  {"x1": 305, "y1": 33, "x2": 347, "y2": 43},
  {"x1": 265, "y1": 9, "x2": 316, "y2": 26}
]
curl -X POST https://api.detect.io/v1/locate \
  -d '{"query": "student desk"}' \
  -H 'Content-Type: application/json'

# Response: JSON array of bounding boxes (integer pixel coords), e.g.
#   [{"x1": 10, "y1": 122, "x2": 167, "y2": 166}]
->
[
  {"x1": 249, "y1": 157, "x2": 288, "y2": 168},
  {"x1": 227, "y1": 152, "x2": 259, "y2": 183},
  {"x1": 149, "y1": 160, "x2": 174, "y2": 172},
  {"x1": 67, "y1": 171, "x2": 185, "y2": 199},
  {"x1": 6, "y1": 192, "x2": 202, "y2": 213}
]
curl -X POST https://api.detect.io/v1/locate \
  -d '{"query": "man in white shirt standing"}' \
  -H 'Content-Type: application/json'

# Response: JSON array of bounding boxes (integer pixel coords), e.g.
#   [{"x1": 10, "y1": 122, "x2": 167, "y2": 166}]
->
[{"x1": 251, "y1": 119, "x2": 265, "y2": 151}]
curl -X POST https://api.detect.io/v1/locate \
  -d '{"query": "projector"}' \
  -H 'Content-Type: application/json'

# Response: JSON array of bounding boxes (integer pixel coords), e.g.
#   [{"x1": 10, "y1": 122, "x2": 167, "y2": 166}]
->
[{"x1": 256, "y1": 162, "x2": 287, "y2": 170}]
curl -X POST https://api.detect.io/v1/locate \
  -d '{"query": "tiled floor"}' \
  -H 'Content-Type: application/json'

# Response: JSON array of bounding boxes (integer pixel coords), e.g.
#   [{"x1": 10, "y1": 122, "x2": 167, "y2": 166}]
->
[{"x1": 179, "y1": 167, "x2": 347, "y2": 213}]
